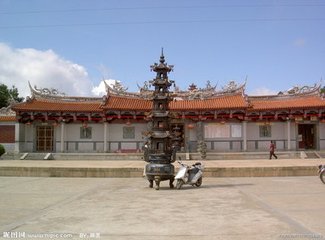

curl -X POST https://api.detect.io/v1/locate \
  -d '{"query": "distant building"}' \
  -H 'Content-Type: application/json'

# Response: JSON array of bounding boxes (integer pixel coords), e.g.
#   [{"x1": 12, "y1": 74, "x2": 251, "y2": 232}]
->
[{"x1": 6, "y1": 53, "x2": 325, "y2": 153}]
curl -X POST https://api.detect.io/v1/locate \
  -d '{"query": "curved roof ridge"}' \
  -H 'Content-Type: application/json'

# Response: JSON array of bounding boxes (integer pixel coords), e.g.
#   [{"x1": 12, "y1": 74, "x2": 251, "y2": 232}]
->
[
  {"x1": 28, "y1": 81, "x2": 102, "y2": 102},
  {"x1": 32, "y1": 94, "x2": 102, "y2": 102},
  {"x1": 12, "y1": 97, "x2": 102, "y2": 112},
  {"x1": 249, "y1": 83, "x2": 321, "y2": 99}
]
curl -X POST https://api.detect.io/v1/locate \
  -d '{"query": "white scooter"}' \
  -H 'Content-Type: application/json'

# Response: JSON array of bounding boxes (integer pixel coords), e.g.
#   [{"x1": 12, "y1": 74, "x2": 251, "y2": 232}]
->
[{"x1": 175, "y1": 161, "x2": 204, "y2": 189}]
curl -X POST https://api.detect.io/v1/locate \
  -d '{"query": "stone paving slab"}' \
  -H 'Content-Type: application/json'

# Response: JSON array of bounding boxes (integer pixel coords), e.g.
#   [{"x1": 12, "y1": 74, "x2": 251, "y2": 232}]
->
[
  {"x1": 0, "y1": 177, "x2": 324, "y2": 240},
  {"x1": 0, "y1": 159, "x2": 325, "y2": 177}
]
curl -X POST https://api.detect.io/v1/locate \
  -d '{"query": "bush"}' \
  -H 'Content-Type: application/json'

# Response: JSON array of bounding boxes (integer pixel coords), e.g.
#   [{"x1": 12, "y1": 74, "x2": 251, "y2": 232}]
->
[
  {"x1": 197, "y1": 140, "x2": 207, "y2": 159},
  {"x1": 0, "y1": 144, "x2": 5, "y2": 157}
]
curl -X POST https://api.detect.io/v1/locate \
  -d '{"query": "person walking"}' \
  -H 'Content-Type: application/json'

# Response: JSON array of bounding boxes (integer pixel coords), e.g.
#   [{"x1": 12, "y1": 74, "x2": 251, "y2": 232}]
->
[{"x1": 269, "y1": 140, "x2": 278, "y2": 159}]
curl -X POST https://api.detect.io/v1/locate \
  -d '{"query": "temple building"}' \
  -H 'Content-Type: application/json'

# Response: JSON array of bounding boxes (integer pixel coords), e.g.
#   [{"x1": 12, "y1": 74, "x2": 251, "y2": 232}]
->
[{"x1": 4, "y1": 53, "x2": 325, "y2": 154}]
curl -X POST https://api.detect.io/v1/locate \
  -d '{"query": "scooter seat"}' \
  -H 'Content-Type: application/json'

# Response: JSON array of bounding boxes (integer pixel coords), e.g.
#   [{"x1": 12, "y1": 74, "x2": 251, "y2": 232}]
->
[{"x1": 189, "y1": 167, "x2": 199, "y2": 175}]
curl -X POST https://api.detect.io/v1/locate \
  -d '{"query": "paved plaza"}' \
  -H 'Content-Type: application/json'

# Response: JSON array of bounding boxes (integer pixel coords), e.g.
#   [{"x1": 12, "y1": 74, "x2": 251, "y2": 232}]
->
[{"x1": 0, "y1": 176, "x2": 324, "y2": 240}]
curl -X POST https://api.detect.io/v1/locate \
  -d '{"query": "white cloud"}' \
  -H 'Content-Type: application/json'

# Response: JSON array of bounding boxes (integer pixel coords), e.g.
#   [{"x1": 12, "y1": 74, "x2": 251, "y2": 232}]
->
[
  {"x1": 0, "y1": 43, "x2": 94, "y2": 98},
  {"x1": 249, "y1": 87, "x2": 277, "y2": 96}
]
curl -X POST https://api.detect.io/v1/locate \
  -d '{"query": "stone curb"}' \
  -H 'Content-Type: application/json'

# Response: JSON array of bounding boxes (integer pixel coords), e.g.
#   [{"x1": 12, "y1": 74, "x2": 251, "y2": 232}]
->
[{"x1": 0, "y1": 165, "x2": 319, "y2": 178}]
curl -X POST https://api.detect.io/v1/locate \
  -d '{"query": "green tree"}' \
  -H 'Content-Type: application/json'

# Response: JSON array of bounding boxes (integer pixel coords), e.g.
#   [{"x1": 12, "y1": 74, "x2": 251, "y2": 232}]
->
[
  {"x1": 321, "y1": 87, "x2": 325, "y2": 94},
  {"x1": 0, "y1": 84, "x2": 24, "y2": 108},
  {"x1": 0, "y1": 144, "x2": 5, "y2": 157}
]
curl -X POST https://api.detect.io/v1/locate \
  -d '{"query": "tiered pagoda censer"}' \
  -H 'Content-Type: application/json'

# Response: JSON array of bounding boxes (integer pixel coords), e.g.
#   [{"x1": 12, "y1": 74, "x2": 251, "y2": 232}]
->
[{"x1": 144, "y1": 50, "x2": 180, "y2": 190}]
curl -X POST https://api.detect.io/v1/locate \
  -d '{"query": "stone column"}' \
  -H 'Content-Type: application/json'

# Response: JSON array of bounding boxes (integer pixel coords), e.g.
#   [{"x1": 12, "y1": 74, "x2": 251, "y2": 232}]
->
[
  {"x1": 196, "y1": 121, "x2": 203, "y2": 141},
  {"x1": 195, "y1": 121, "x2": 203, "y2": 151},
  {"x1": 60, "y1": 122, "x2": 65, "y2": 152},
  {"x1": 14, "y1": 123, "x2": 21, "y2": 153},
  {"x1": 242, "y1": 121, "x2": 247, "y2": 151},
  {"x1": 287, "y1": 120, "x2": 291, "y2": 150},
  {"x1": 103, "y1": 121, "x2": 108, "y2": 152},
  {"x1": 24, "y1": 124, "x2": 28, "y2": 151}
]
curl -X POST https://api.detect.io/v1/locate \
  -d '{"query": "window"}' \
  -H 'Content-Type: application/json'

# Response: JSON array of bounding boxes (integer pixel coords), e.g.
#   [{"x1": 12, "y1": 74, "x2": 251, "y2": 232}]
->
[
  {"x1": 80, "y1": 127, "x2": 92, "y2": 139},
  {"x1": 123, "y1": 127, "x2": 135, "y2": 139},
  {"x1": 231, "y1": 124, "x2": 242, "y2": 137},
  {"x1": 156, "y1": 142, "x2": 164, "y2": 151},
  {"x1": 259, "y1": 125, "x2": 271, "y2": 138},
  {"x1": 204, "y1": 124, "x2": 230, "y2": 138},
  {"x1": 158, "y1": 121, "x2": 164, "y2": 128}
]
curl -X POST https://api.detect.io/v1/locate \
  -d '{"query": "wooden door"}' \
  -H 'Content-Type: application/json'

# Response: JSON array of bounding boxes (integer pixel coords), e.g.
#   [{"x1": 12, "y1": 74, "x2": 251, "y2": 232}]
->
[
  {"x1": 298, "y1": 124, "x2": 315, "y2": 149},
  {"x1": 36, "y1": 126, "x2": 54, "y2": 152}
]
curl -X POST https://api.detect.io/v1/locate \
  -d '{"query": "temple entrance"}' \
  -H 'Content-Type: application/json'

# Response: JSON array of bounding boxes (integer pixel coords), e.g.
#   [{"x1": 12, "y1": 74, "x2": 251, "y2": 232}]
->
[
  {"x1": 298, "y1": 124, "x2": 316, "y2": 149},
  {"x1": 36, "y1": 126, "x2": 54, "y2": 152}
]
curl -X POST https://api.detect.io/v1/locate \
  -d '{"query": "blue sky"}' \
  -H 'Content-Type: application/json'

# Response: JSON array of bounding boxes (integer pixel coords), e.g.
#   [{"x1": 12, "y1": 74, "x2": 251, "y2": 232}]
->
[{"x1": 0, "y1": 0, "x2": 325, "y2": 97}]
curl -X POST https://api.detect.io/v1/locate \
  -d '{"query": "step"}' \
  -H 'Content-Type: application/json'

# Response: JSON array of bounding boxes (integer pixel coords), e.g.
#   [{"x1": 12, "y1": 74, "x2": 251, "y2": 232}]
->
[
  {"x1": 53, "y1": 153, "x2": 143, "y2": 161},
  {"x1": 0, "y1": 165, "x2": 319, "y2": 178}
]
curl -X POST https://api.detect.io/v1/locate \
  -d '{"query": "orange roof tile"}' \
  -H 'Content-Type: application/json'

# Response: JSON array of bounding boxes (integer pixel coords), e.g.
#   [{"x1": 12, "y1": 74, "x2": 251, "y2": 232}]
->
[
  {"x1": 103, "y1": 96, "x2": 151, "y2": 111},
  {"x1": 170, "y1": 94, "x2": 247, "y2": 110},
  {"x1": 12, "y1": 94, "x2": 325, "y2": 114},
  {"x1": 103, "y1": 94, "x2": 248, "y2": 111},
  {"x1": 12, "y1": 98, "x2": 102, "y2": 112},
  {"x1": 250, "y1": 95, "x2": 325, "y2": 111},
  {"x1": 0, "y1": 116, "x2": 16, "y2": 122}
]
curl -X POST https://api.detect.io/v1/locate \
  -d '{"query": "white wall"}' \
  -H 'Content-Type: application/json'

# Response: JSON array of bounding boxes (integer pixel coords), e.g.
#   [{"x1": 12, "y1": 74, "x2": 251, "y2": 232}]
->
[
  {"x1": 24, "y1": 124, "x2": 34, "y2": 151},
  {"x1": 53, "y1": 122, "x2": 147, "y2": 152},
  {"x1": 202, "y1": 122, "x2": 243, "y2": 151},
  {"x1": 59, "y1": 123, "x2": 104, "y2": 142},
  {"x1": 246, "y1": 122, "x2": 290, "y2": 150},
  {"x1": 108, "y1": 123, "x2": 147, "y2": 142},
  {"x1": 19, "y1": 119, "x2": 325, "y2": 153}
]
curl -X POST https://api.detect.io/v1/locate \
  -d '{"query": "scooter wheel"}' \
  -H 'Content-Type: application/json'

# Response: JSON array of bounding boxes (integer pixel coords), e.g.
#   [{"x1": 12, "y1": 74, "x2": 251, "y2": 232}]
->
[
  {"x1": 195, "y1": 177, "x2": 202, "y2": 187},
  {"x1": 176, "y1": 179, "x2": 183, "y2": 189},
  {"x1": 320, "y1": 171, "x2": 325, "y2": 184}
]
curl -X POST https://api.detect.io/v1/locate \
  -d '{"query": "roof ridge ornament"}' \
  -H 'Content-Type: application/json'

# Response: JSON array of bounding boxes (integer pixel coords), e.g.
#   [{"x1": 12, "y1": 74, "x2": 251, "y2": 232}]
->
[
  {"x1": 103, "y1": 79, "x2": 128, "y2": 95},
  {"x1": 0, "y1": 106, "x2": 15, "y2": 116},
  {"x1": 221, "y1": 80, "x2": 245, "y2": 94},
  {"x1": 278, "y1": 83, "x2": 320, "y2": 96},
  {"x1": 28, "y1": 81, "x2": 65, "y2": 98}
]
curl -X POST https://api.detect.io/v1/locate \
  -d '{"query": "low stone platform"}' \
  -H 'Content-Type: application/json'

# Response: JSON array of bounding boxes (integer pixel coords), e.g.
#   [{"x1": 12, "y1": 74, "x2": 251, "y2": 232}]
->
[
  {"x1": 0, "y1": 151, "x2": 306, "y2": 161},
  {"x1": 0, "y1": 158, "x2": 324, "y2": 178}
]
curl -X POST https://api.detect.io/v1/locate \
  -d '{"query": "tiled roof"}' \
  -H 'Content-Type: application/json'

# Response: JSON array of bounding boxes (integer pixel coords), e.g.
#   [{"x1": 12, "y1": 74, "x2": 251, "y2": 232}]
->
[
  {"x1": 170, "y1": 94, "x2": 247, "y2": 110},
  {"x1": 12, "y1": 98, "x2": 102, "y2": 112},
  {"x1": 103, "y1": 94, "x2": 248, "y2": 111},
  {"x1": 249, "y1": 95, "x2": 325, "y2": 111},
  {"x1": 103, "y1": 96, "x2": 151, "y2": 110},
  {"x1": 0, "y1": 116, "x2": 16, "y2": 122},
  {"x1": 10, "y1": 93, "x2": 325, "y2": 114}
]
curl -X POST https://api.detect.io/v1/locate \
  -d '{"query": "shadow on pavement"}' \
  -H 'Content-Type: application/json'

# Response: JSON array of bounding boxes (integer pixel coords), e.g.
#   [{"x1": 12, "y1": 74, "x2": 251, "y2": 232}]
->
[{"x1": 201, "y1": 183, "x2": 254, "y2": 189}]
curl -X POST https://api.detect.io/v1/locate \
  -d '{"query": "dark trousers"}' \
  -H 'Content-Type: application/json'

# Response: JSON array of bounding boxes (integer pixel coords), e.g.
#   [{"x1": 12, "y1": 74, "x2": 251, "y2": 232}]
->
[{"x1": 269, "y1": 151, "x2": 277, "y2": 159}]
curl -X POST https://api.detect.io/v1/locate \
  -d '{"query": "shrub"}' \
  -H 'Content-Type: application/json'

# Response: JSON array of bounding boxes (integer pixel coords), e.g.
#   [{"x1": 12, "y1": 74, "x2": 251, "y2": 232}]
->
[
  {"x1": 0, "y1": 144, "x2": 5, "y2": 157},
  {"x1": 197, "y1": 140, "x2": 207, "y2": 159}
]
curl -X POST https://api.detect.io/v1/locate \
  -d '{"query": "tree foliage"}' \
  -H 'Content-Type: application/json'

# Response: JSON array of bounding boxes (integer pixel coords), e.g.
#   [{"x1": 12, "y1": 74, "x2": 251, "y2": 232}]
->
[
  {"x1": 0, "y1": 144, "x2": 5, "y2": 157},
  {"x1": 321, "y1": 87, "x2": 325, "y2": 94},
  {"x1": 0, "y1": 83, "x2": 24, "y2": 108}
]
